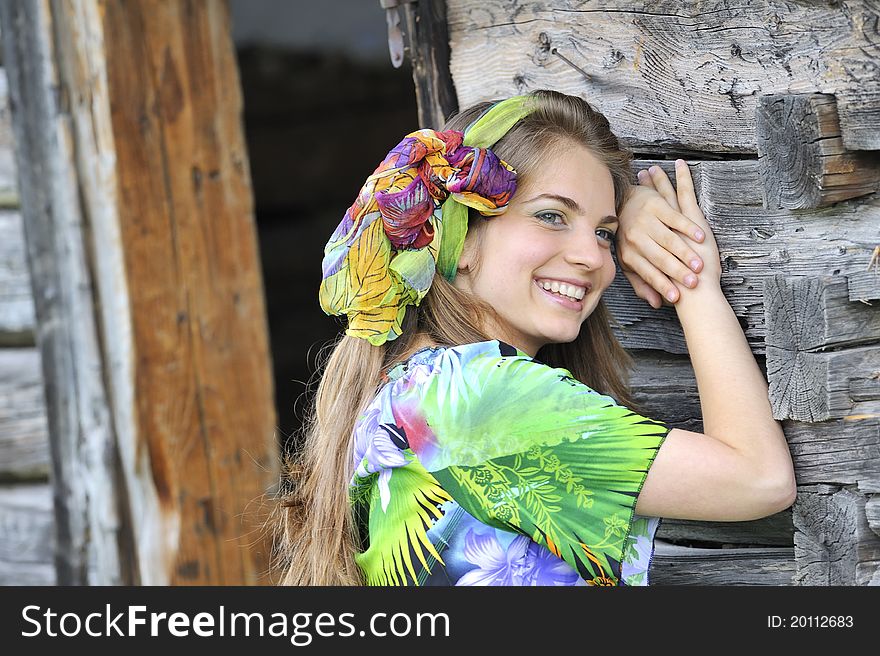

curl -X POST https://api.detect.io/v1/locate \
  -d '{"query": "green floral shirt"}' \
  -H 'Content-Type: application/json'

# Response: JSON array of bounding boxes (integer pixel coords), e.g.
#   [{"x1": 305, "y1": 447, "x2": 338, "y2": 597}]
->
[{"x1": 350, "y1": 340, "x2": 670, "y2": 586}]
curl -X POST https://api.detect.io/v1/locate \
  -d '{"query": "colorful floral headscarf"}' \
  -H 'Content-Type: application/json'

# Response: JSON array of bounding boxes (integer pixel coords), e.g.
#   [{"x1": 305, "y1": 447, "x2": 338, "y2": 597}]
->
[{"x1": 319, "y1": 95, "x2": 534, "y2": 346}]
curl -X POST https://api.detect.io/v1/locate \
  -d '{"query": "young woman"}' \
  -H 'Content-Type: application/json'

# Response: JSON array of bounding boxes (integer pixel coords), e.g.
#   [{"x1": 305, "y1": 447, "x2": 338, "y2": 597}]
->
[{"x1": 275, "y1": 89, "x2": 797, "y2": 586}]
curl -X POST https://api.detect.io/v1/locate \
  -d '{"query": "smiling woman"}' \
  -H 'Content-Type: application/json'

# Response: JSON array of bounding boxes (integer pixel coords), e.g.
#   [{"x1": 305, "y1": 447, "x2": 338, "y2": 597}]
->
[{"x1": 274, "y1": 89, "x2": 797, "y2": 586}]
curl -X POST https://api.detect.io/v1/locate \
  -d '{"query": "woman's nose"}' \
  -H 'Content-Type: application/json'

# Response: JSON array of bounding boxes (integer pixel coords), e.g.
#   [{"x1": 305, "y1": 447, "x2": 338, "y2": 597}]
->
[{"x1": 564, "y1": 230, "x2": 605, "y2": 270}]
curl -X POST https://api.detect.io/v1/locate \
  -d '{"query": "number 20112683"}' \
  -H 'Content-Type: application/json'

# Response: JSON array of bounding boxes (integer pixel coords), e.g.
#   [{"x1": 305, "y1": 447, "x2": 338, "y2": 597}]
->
[{"x1": 768, "y1": 616, "x2": 854, "y2": 629}]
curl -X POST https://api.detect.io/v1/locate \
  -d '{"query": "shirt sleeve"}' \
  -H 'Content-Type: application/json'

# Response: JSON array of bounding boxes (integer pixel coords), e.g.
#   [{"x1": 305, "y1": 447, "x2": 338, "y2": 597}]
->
[{"x1": 404, "y1": 342, "x2": 671, "y2": 585}]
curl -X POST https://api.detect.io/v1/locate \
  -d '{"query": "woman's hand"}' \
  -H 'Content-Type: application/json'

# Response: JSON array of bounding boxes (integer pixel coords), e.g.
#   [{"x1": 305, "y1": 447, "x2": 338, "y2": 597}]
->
[{"x1": 616, "y1": 164, "x2": 716, "y2": 307}]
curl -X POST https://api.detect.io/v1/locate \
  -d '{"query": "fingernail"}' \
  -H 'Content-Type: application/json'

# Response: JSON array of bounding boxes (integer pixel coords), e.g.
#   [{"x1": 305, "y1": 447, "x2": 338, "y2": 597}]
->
[
  {"x1": 684, "y1": 274, "x2": 697, "y2": 288},
  {"x1": 666, "y1": 289, "x2": 677, "y2": 302},
  {"x1": 675, "y1": 159, "x2": 686, "y2": 168},
  {"x1": 690, "y1": 258, "x2": 701, "y2": 271},
  {"x1": 649, "y1": 165, "x2": 659, "y2": 174},
  {"x1": 694, "y1": 229, "x2": 704, "y2": 241}
]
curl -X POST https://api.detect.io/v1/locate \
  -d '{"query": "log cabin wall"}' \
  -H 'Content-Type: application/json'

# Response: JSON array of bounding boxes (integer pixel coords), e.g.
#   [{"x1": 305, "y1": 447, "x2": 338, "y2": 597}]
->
[
  {"x1": 402, "y1": 0, "x2": 880, "y2": 584},
  {"x1": 0, "y1": 64, "x2": 55, "y2": 585}
]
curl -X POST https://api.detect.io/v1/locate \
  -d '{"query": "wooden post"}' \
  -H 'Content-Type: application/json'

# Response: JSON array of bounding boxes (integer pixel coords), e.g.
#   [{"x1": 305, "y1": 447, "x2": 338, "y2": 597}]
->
[
  {"x1": 756, "y1": 94, "x2": 880, "y2": 210},
  {"x1": 0, "y1": 0, "x2": 278, "y2": 584},
  {"x1": 400, "y1": 0, "x2": 458, "y2": 128}
]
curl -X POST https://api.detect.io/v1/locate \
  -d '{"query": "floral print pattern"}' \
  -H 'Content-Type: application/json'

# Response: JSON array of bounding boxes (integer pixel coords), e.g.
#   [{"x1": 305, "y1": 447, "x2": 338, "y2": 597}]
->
[{"x1": 350, "y1": 340, "x2": 670, "y2": 586}]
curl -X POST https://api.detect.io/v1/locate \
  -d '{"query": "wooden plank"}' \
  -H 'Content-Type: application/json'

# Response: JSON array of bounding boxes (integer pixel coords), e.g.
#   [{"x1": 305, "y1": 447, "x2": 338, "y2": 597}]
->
[
  {"x1": 446, "y1": 0, "x2": 880, "y2": 152},
  {"x1": 400, "y1": 0, "x2": 458, "y2": 128},
  {"x1": 650, "y1": 540, "x2": 795, "y2": 585},
  {"x1": 848, "y1": 270, "x2": 880, "y2": 302},
  {"x1": 1, "y1": 0, "x2": 278, "y2": 585},
  {"x1": 756, "y1": 94, "x2": 880, "y2": 210},
  {"x1": 767, "y1": 345, "x2": 880, "y2": 422},
  {"x1": 630, "y1": 349, "x2": 880, "y2": 486},
  {"x1": 866, "y1": 495, "x2": 880, "y2": 538},
  {"x1": 0, "y1": 0, "x2": 114, "y2": 584},
  {"x1": 0, "y1": 348, "x2": 49, "y2": 481},
  {"x1": 792, "y1": 485, "x2": 880, "y2": 585},
  {"x1": 0, "y1": 209, "x2": 35, "y2": 345},
  {"x1": 99, "y1": 0, "x2": 278, "y2": 585},
  {"x1": 764, "y1": 275, "x2": 880, "y2": 351},
  {"x1": 609, "y1": 160, "x2": 879, "y2": 355}
]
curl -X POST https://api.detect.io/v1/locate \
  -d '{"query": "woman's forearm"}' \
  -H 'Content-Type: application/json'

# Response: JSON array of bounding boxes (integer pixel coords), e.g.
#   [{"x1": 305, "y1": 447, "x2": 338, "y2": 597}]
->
[{"x1": 675, "y1": 286, "x2": 794, "y2": 484}]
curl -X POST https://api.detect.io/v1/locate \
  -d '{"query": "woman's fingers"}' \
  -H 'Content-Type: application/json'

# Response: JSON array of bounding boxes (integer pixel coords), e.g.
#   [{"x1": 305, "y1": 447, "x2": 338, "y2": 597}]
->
[
  {"x1": 622, "y1": 243, "x2": 693, "y2": 303},
  {"x1": 650, "y1": 207, "x2": 706, "y2": 273},
  {"x1": 621, "y1": 270, "x2": 664, "y2": 309},
  {"x1": 646, "y1": 165, "x2": 681, "y2": 212},
  {"x1": 674, "y1": 160, "x2": 708, "y2": 227}
]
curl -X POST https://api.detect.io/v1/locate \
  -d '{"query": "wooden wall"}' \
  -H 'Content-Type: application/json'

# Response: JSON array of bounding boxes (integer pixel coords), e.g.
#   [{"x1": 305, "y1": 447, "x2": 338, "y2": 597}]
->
[{"x1": 404, "y1": 0, "x2": 880, "y2": 585}]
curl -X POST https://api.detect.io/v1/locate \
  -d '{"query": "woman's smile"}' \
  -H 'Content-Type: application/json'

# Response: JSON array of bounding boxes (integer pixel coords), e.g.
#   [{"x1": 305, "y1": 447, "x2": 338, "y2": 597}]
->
[{"x1": 453, "y1": 143, "x2": 619, "y2": 357}]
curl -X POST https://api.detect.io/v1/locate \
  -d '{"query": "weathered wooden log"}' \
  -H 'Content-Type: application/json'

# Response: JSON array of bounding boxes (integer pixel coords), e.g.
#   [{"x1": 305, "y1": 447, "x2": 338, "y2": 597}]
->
[
  {"x1": 607, "y1": 160, "x2": 879, "y2": 355},
  {"x1": 764, "y1": 275, "x2": 880, "y2": 351},
  {"x1": 848, "y1": 269, "x2": 880, "y2": 303},
  {"x1": 793, "y1": 485, "x2": 880, "y2": 586},
  {"x1": 0, "y1": 348, "x2": 49, "y2": 481},
  {"x1": 630, "y1": 348, "x2": 880, "y2": 486},
  {"x1": 1, "y1": 0, "x2": 278, "y2": 584},
  {"x1": 651, "y1": 540, "x2": 795, "y2": 586},
  {"x1": 657, "y1": 514, "x2": 793, "y2": 548},
  {"x1": 756, "y1": 94, "x2": 880, "y2": 210},
  {"x1": 445, "y1": 0, "x2": 880, "y2": 153},
  {"x1": 400, "y1": 0, "x2": 458, "y2": 128},
  {"x1": 766, "y1": 345, "x2": 880, "y2": 422},
  {"x1": 0, "y1": 209, "x2": 34, "y2": 345}
]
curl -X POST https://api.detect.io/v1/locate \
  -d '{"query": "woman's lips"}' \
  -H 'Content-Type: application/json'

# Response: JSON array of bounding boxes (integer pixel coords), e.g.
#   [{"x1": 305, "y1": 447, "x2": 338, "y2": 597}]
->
[{"x1": 534, "y1": 279, "x2": 585, "y2": 310}]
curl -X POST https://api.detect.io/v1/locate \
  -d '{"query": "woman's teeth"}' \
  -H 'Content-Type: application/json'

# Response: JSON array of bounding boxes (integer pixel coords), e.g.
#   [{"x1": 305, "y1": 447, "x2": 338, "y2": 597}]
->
[{"x1": 539, "y1": 280, "x2": 585, "y2": 301}]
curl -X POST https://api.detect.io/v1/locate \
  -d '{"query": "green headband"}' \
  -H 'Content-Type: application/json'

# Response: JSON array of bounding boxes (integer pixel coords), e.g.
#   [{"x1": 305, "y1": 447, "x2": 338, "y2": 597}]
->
[{"x1": 436, "y1": 95, "x2": 535, "y2": 282}]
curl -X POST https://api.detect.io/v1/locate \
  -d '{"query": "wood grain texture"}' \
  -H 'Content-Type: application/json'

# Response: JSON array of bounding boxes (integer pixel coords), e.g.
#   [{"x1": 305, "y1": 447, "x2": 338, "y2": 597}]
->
[
  {"x1": 650, "y1": 540, "x2": 795, "y2": 585},
  {"x1": 756, "y1": 94, "x2": 880, "y2": 210},
  {"x1": 0, "y1": 0, "x2": 278, "y2": 585},
  {"x1": 792, "y1": 485, "x2": 880, "y2": 585},
  {"x1": 400, "y1": 0, "x2": 459, "y2": 128},
  {"x1": 446, "y1": 0, "x2": 880, "y2": 152},
  {"x1": 0, "y1": 69, "x2": 18, "y2": 206},
  {"x1": 848, "y1": 270, "x2": 880, "y2": 302},
  {"x1": 100, "y1": 0, "x2": 278, "y2": 585},
  {"x1": 764, "y1": 275, "x2": 880, "y2": 351},
  {"x1": 0, "y1": 209, "x2": 35, "y2": 344},
  {"x1": 607, "y1": 161, "x2": 879, "y2": 356},
  {"x1": 767, "y1": 344, "x2": 880, "y2": 422},
  {"x1": 0, "y1": 348, "x2": 49, "y2": 481}
]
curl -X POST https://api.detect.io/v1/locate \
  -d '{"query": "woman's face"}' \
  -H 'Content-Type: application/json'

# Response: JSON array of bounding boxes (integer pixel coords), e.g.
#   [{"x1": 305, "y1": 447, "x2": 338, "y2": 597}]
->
[{"x1": 453, "y1": 142, "x2": 619, "y2": 357}]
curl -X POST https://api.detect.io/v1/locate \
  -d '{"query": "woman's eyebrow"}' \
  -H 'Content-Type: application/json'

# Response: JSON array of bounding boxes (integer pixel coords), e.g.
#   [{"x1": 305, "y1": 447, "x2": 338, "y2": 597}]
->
[{"x1": 523, "y1": 193, "x2": 618, "y2": 223}]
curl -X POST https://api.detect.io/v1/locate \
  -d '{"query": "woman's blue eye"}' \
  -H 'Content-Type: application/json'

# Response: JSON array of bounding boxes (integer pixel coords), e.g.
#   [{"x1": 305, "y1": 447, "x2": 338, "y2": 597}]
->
[
  {"x1": 597, "y1": 228, "x2": 617, "y2": 244},
  {"x1": 536, "y1": 211, "x2": 565, "y2": 225}
]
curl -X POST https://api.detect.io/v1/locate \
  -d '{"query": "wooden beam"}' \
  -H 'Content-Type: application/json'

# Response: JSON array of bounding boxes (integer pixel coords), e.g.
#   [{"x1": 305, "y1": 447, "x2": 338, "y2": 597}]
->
[
  {"x1": 793, "y1": 485, "x2": 880, "y2": 586},
  {"x1": 445, "y1": 0, "x2": 880, "y2": 152},
  {"x1": 657, "y1": 513, "x2": 793, "y2": 548},
  {"x1": 756, "y1": 94, "x2": 880, "y2": 210},
  {"x1": 0, "y1": 70, "x2": 18, "y2": 207},
  {"x1": 848, "y1": 270, "x2": 880, "y2": 303},
  {"x1": 0, "y1": 0, "x2": 278, "y2": 584},
  {"x1": 400, "y1": 0, "x2": 458, "y2": 128},
  {"x1": 764, "y1": 275, "x2": 880, "y2": 351},
  {"x1": 651, "y1": 540, "x2": 795, "y2": 585},
  {"x1": 766, "y1": 345, "x2": 880, "y2": 422},
  {"x1": 0, "y1": 348, "x2": 49, "y2": 482}
]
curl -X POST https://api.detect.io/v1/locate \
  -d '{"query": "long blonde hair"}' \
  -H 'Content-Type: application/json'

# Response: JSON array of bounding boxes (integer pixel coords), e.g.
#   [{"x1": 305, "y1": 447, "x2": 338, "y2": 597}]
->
[{"x1": 273, "y1": 89, "x2": 641, "y2": 585}]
